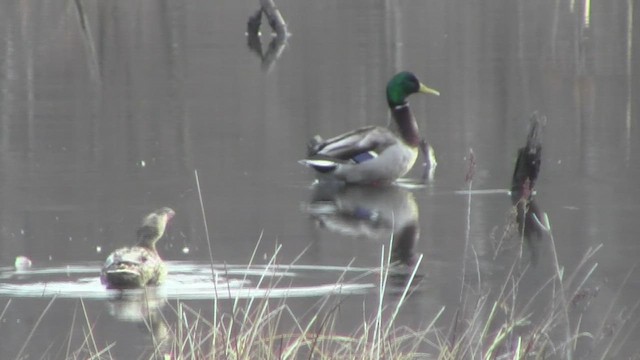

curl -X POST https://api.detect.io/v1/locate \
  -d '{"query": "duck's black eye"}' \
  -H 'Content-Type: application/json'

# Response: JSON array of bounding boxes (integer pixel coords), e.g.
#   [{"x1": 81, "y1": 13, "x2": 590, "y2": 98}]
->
[{"x1": 408, "y1": 76, "x2": 420, "y2": 92}]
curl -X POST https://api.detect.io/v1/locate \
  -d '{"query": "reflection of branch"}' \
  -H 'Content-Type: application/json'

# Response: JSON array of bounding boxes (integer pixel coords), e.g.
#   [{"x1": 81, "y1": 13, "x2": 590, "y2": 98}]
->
[
  {"x1": 246, "y1": 10, "x2": 264, "y2": 58},
  {"x1": 260, "y1": 0, "x2": 288, "y2": 39},
  {"x1": 247, "y1": 9, "x2": 262, "y2": 36},
  {"x1": 73, "y1": 0, "x2": 101, "y2": 84},
  {"x1": 246, "y1": 30, "x2": 287, "y2": 72},
  {"x1": 246, "y1": 0, "x2": 289, "y2": 72}
]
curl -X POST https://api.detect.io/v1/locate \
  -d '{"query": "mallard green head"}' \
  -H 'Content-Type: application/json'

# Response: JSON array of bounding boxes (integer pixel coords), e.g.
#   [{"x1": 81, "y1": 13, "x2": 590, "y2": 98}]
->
[
  {"x1": 386, "y1": 71, "x2": 440, "y2": 108},
  {"x1": 136, "y1": 207, "x2": 175, "y2": 249}
]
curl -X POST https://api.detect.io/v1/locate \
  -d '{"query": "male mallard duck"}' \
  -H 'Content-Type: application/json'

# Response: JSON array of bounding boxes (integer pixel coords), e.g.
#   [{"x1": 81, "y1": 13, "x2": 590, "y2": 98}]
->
[
  {"x1": 101, "y1": 207, "x2": 175, "y2": 289},
  {"x1": 299, "y1": 71, "x2": 440, "y2": 184}
]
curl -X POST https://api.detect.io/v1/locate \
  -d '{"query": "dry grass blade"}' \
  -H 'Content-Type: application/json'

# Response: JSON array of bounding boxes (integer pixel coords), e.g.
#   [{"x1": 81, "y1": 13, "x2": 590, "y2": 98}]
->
[
  {"x1": 0, "y1": 298, "x2": 11, "y2": 324},
  {"x1": 87, "y1": 342, "x2": 116, "y2": 360},
  {"x1": 194, "y1": 170, "x2": 217, "y2": 286},
  {"x1": 385, "y1": 253, "x2": 424, "y2": 337},
  {"x1": 64, "y1": 300, "x2": 79, "y2": 359},
  {"x1": 79, "y1": 298, "x2": 101, "y2": 358},
  {"x1": 14, "y1": 296, "x2": 56, "y2": 360}
]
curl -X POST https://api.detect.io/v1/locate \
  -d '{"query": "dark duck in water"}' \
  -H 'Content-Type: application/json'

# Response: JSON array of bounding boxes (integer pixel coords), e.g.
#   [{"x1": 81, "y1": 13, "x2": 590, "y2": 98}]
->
[
  {"x1": 101, "y1": 207, "x2": 175, "y2": 289},
  {"x1": 299, "y1": 71, "x2": 439, "y2": 184}
]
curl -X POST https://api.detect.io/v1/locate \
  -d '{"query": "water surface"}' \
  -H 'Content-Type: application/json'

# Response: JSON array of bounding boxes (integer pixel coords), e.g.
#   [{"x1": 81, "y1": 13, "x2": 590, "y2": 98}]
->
[{"x1": 0, "y1": 0, "x2": 639, "y2": 358}]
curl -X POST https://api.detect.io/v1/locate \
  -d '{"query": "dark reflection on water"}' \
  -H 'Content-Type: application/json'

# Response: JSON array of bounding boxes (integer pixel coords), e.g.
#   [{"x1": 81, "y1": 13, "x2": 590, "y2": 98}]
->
[
  {"x1": 104, "y1": 288, "x2": 171, "y2": 356},
  {"x1": 304, "y1": 182, "x2": 423, "y2": 291},
  {"x1": 0, "y1": 0, "x2": 639, "y2": 358}
]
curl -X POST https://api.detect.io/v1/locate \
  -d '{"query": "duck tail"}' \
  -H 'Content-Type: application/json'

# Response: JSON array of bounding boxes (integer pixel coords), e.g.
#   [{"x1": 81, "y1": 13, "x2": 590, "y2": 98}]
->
[
  {"x1": 307, "y1": 135, "x2": 325, "y2": 156},
  {"x1": 298, "y1": 157, "x2": 338, "y2": 173}
]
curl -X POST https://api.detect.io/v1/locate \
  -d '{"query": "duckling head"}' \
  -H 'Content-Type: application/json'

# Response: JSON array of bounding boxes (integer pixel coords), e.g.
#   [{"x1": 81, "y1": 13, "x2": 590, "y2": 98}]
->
[{"x1": 136, "y1": 207, "x2": 175, "y2": 249}]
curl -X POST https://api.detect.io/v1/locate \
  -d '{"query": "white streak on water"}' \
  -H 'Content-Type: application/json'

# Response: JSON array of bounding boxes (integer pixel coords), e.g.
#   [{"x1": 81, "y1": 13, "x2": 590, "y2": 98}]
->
[{"x1": 0, "y1": 261, "x2": 377, "y2": 299}]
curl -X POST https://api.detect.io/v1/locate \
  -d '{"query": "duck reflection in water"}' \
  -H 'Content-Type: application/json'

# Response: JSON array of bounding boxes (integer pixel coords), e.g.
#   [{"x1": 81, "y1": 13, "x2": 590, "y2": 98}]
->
[
  {"x1": 501, "y1": 113, "x2": 549, "y2": 265},
  {"x1": 305, "y1": 182, "x2": 422, "y2": 289},
  {"x1": 106, "y1": 287, "x2": 171, "y2": 354}
]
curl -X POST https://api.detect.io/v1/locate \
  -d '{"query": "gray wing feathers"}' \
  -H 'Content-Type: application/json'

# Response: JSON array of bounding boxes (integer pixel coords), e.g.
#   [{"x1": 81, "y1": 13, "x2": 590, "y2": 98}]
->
[{"x1": 313, "y1": 126, "x2": 396, "y2": 159}]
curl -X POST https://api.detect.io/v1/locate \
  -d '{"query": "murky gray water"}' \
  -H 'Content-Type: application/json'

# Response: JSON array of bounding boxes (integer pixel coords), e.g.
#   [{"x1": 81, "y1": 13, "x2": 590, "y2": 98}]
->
[{"x1": 0, "y1": 0, "x2": 639, "y2": 358}]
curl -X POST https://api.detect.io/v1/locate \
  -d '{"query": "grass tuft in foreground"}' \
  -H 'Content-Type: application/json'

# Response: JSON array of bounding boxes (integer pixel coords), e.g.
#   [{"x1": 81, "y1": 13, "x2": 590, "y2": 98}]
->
[{"x1": 10, "y1": 230, "x2": 638, "y2": 359}]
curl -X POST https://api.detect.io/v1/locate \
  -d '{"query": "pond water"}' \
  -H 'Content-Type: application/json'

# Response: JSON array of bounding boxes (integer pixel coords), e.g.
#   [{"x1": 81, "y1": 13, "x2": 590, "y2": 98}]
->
[{"x1": 0, "y1": 0, "x2": 639, "y2": 358}]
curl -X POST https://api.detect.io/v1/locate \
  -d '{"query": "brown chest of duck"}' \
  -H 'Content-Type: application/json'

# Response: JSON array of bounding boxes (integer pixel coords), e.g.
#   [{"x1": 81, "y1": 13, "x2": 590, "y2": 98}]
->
[
  {"x1": 101, "y1": 207, "x2": 175, "y2": 289},
  {"x1": 300, "y1": 71, "x2": 439, "y2": 184}
]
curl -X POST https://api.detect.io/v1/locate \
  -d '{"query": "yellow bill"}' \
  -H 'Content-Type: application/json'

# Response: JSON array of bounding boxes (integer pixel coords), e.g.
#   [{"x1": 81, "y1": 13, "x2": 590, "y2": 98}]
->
[{"x1": 419, "y1": 83, "x2": 440, "y2": 96}]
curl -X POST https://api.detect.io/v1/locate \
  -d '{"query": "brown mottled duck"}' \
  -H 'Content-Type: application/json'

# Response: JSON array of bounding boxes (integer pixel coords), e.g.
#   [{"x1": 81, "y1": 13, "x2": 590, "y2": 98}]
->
[{"x1": 101, "y1": 207, "x2": 175, "y2": 289}]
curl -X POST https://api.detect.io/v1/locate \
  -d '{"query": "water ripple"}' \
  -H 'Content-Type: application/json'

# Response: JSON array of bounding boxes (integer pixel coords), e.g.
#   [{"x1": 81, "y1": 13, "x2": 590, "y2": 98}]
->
[{"x1": 0, "y1": 261, "x2": 376, "y2": 299}]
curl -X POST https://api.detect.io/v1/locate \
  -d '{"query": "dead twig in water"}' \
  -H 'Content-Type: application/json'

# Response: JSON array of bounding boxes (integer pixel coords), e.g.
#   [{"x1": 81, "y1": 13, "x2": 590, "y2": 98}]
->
[{"x1": 459, "y1": 149, "x2": 477, "y2": 301}]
